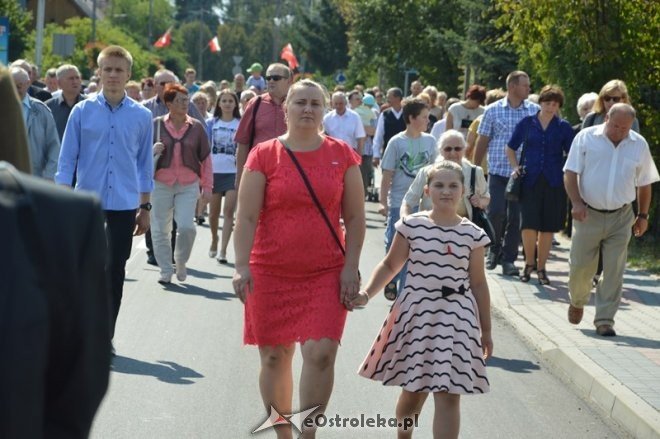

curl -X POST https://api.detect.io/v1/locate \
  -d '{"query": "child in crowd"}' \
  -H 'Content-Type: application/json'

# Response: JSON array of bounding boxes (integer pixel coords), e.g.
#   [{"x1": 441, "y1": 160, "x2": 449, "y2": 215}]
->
[
  {"x1": 245, "y1": 63, "x2": 266, "y2": 94},
  {"x1": 349, "y1": 160, "x2": 493, "y2": 439},
  {"x1": 206, "y1": 89, "x2": 241, "y2": 263}
]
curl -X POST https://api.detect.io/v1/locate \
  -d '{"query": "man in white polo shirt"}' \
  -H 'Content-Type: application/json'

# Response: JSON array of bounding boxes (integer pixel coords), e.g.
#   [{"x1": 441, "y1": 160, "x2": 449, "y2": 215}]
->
[
  {"x1": 323, "y1": 91, "x2": 366, "y2": 155},
  {"x1": 563, "y1": 103, "x2": 659, "y2": 336}
]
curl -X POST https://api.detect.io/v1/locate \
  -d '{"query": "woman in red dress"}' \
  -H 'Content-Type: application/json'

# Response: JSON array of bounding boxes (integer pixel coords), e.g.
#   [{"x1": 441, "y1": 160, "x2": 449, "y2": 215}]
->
[{"x1": 233, "y1": 79, "x2": 365, "y2": 438}]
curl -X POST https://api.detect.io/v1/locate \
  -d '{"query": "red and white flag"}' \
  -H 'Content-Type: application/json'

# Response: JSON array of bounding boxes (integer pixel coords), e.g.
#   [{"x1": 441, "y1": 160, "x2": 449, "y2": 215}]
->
[
  {"x1": 280, "y1": 43, "x2": 299, "y2": 71},
  {"x1": 208, "y1": 36, "x2": 221, "y2": 53},
  {"x1": 153, "y1": 27, "x2": 172, "y2": 48}
]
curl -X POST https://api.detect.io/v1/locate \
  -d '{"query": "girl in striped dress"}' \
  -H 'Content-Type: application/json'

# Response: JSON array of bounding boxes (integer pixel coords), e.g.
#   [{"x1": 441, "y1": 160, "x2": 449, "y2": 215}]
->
[{"x1": 348, "y1": 160, "x2": 493, "y2": 438}]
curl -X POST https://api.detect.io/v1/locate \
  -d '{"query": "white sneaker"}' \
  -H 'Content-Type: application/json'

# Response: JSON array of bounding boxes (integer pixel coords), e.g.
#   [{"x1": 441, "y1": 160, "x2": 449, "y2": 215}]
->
[
  {"x1": 158, "y1": 272, "x2": 172, "y2": 284},
  {"x1": 176, "y1": 262, "x2": 187, "y2": 282}
]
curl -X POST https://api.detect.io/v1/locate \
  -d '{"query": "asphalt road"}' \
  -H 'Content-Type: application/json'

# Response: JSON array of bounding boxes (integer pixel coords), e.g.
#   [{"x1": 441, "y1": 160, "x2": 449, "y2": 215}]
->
[{"x1": 90, "y1": 204, "x2": 629, "y2": 438}]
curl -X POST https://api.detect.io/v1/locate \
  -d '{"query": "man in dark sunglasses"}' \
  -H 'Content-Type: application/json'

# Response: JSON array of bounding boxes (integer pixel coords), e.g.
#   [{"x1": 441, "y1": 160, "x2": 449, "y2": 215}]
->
[{"x1": 235, "y1": 63, "x2": 293, "y2": 188}]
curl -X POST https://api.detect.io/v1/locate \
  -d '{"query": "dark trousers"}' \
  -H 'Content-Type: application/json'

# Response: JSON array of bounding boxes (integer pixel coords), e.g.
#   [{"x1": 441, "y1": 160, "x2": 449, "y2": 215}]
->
[
  {"x1": 487, "y1": 174, "x2": 521, "y2": 263},
  {"x1": 104, "y1": 210, "x2": 136, "y2": 339}
]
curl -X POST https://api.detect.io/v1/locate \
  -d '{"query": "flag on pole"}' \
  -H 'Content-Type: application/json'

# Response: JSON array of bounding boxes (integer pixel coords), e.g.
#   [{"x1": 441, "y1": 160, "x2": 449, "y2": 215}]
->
[
  {"x1": 208, "y1": 36, "x2": 221, "y2": 53},
  {"x1": 153, "y1": 27, "x2": 172, "y2": 48},
  {"x1": 280, "y1": 43, "x2": 299, "y2": 71}
]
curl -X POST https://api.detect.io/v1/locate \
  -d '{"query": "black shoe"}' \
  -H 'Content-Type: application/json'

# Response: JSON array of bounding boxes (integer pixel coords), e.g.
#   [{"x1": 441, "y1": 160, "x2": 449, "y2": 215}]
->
[
  {"x1": 520, "y1": 264, "x2": 534, "y2": 282},
  {"x1": 486, "y1": 254, "x2": 498, "y2": 270},
  {"x1": 384, "y1": 283, "x2": 397, "y2": 301},
  {"x1": 146, "y1": 253, "x2": 157, "y2": 266},
  {"x1": 502, "y1": 262, "x2": 520, "y2": 276}
]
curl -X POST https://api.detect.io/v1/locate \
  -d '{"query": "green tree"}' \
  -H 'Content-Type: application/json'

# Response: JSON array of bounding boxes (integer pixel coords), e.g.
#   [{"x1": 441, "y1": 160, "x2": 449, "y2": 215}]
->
[
  {"x1": 293, "y1": 0, "x2": 349, "y2": 75},
  {"x1": 0, "y1": 0, "x2": 33, "y2": 62},
  {"x1": 496, "y1": 0, "x2": 660, "y2": 233},
  {"x1": 108, "y1": 0, "x2": 175, "y2": 48},
  {"x1": 23, "y1": 17, "x2": 160, "y2": 79}
]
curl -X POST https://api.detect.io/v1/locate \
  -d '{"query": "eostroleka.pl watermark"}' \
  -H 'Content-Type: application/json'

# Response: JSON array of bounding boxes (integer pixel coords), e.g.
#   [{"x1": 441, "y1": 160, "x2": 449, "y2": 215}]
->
[{"x1": 253, "y1": 406, "x2": 418, "y2": 434}]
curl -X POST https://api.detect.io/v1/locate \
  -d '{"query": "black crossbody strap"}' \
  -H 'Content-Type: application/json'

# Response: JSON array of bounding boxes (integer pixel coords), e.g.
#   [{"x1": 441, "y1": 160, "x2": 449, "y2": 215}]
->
[
  {"x1": 470, "y1": 165, "x2": 476, "y2": 197},
  {"x1": 248, "y1": 96, "x2": 262, "y2": 150},
  {"x1": 282, "y1": 143, "x2": 346, "y2": 256}
]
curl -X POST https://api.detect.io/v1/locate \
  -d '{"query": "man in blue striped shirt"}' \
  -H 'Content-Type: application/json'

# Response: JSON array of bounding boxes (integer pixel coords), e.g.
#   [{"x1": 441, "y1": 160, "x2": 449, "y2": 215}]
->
[
  {"x1": 56, "y1": 45, "x2": 154, "y2": 348},
  {"x1": 474, "y1": 71, "x2": 540, "y2": 276}
]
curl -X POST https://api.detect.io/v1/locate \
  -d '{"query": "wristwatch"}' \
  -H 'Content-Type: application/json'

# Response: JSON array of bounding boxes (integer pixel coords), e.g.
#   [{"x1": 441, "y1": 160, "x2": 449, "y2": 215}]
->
[
  {"x1": 139, "y1": 202, "x2": 152, "y2": 211},
  {"x1": 637, "y1": 213, "x2": 649, "y2": 220}
]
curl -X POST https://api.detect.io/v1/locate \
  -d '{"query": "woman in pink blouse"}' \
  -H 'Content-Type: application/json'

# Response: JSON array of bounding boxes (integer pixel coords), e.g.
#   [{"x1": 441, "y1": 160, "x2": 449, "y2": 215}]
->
[{"x1": 152, "y1": 83, "x2": 212, "y2": 284}]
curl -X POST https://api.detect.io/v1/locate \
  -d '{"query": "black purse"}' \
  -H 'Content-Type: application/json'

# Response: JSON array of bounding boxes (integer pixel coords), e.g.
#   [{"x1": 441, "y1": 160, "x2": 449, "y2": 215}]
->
[
  {"x1": 505, "y1": 124, "x2": 528, "y2": 202},
  {"x1": 470, "y1": 165, "x2": 495, "y2": 247},
  {"x1": 282, "y1": 141, "x2": 360, "y2": 280}
]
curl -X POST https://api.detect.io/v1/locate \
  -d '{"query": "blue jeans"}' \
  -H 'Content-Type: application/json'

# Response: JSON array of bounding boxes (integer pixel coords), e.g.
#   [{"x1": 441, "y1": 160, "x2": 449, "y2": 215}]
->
[
  {"x1": 385, "y1": 207, "x2": 410, "y2": 296},
  {"x1": 487, "y1": 174, "x2": 521, "y2": 263}
]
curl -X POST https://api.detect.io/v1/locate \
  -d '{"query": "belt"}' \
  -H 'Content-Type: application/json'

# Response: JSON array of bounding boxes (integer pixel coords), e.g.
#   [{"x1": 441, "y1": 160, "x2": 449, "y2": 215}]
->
[
  {"x1": 440, "y1": 285, "x2": 466, "y2": 298},
  {"x1": 586, "y1": 204, "x2": 628, "y2": 214}
]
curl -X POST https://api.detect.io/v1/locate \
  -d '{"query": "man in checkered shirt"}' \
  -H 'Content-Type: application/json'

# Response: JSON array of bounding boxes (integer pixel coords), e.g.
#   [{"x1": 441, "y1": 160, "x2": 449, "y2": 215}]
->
[{"x1": 474, "y1": 71, "x2": 540, "y2": 276}]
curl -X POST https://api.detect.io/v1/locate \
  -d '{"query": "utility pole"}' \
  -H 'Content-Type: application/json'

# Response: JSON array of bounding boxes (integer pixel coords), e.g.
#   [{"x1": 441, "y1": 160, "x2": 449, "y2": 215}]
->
[
  {"x1": 91, "y1": 0, "x2": 97, "y2": 42},
  {"x1": 35, "y1": 0, "x2": 45, "y2": 71},
  {"x1": 197, "y1": 8, "x2": 204, "y2": 79},
  {"x1": 148, "y1": 0, "x2": 154, "y2": 49}
]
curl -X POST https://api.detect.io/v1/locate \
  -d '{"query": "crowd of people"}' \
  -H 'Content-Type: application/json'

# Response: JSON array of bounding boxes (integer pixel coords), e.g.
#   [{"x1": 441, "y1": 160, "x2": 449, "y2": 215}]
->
[{"x1": 2, "y1": 44, "x2": 658, "y2": 439}]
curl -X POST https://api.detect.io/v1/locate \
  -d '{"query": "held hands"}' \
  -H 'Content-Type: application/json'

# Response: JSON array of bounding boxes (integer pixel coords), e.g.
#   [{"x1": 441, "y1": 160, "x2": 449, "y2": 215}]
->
[
  {"x1": 481, "y1": 331, "x2": 493, "y2": 360},
  {"x1": 232, "y1": 266, "x2": 253, "y2": 304},
  {"x1": 153, "y1": 141, "x2": 165, "y2": 155},
  {"x1": 345, "y1": 291, "x2": 370, "y2": 311},
  {"x1": 340, "y1": 265, "x2": 361, "y2": 310}
]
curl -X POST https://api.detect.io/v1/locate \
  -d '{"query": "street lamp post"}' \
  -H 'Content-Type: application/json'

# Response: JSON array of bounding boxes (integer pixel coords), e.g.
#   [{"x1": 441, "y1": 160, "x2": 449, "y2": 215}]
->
[
  {"x1": 148, "y1": 0, "x2": 154, "y2": 49},
  {"x1": 91, "y1": 0, "x2": 97, "y2": 43}
]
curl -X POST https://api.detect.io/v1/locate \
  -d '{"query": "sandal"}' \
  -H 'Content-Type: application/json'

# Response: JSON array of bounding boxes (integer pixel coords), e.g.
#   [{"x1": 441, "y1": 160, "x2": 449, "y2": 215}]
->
[
  {"x1": 384, "y1": 283, "x2": 397, "y2": 301},
  {"x1": 537, "y1": 269, "x2": 551, "y2": 285},
  {"x1": 520, "y1": 264, "x2": 535, "y2": 283}
]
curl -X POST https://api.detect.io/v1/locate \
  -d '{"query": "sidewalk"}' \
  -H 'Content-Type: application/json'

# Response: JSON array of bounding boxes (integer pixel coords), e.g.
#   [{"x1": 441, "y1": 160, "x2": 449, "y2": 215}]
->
[{"x1": 487, "y1": 235, "x2": 660, "y2": 439}]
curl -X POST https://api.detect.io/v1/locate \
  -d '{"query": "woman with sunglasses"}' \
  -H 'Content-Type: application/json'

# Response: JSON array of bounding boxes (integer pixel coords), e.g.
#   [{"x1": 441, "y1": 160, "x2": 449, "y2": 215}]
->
[
  {"x1": 582, "y1": 80, "x2": 640, "y2": 132},
  {"x1": 506, "y1": 85, "x2": 574, "y2": 285},
  {"x1": 401, "y1": 129, "x2": 490, "y2": 221}
]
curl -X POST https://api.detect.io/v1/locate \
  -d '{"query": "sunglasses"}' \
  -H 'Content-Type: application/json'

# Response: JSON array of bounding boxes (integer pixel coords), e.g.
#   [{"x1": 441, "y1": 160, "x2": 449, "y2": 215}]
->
[
  {"x1": 265, "y1": 75, "x2": 287, "y2": 82},
  {"x1": 603, "y1": 96, "x2": 622, "y2": 103},
  {"x1": 443, "y1": 146, "x2": 464, "y2": 152}
]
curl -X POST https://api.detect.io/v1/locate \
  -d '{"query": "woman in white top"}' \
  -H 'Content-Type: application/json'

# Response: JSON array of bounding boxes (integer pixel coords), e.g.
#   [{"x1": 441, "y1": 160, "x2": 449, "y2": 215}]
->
[
  {"x1": 446, "y1": 84, "x2": 486, "y2": 137},
  {"x1": 206, "y1": 89, "x2": 241, "y2": 263},
  {"x1": 401, "y1": 129, "x2": 489, "y2": 219}
]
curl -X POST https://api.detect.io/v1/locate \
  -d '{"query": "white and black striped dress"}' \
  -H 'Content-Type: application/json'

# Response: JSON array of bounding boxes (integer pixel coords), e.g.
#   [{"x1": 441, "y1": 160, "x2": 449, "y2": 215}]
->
[{"x1": 358, "y1": 213, "x2": 490, "y2": 394}]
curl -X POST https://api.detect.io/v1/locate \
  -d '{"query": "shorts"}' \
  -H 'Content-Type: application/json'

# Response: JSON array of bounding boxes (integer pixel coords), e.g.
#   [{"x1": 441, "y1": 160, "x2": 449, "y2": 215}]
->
[{"x1": 213, "y1": 173, "x2": 236, "y2": 194}]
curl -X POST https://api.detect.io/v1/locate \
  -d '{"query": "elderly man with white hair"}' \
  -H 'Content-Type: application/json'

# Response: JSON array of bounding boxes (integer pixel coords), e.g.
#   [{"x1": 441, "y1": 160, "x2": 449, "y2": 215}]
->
[
  {"x1": 141, "y1": 68, "x2": 205, "y2": 123},
  {"x1": 45, "y1": 64, "x2": 86, "y2": 140},
  {"x1": 10, "y1": 66, "x2": 60, "y2": 179},
  {"x1": 564, "y1": 103, "x2": 659, "y2": 337},
  {"x1": 322, "y1": 91, "x2": 366, "y2": 155}
]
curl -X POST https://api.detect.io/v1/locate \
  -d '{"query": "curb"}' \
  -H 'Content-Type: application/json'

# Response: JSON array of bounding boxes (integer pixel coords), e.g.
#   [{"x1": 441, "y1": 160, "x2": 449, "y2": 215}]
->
[{"x1": 490, "y1": 290, "x2": 660, "y2": 439}]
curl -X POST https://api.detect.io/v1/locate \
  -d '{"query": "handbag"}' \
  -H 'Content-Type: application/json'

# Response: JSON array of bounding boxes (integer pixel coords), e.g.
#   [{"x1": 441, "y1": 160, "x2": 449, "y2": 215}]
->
[
  {"x1": 505, "y1": 123, "x2": 529, "y2": 202},
  {"x1": 470, "y1": 165, "x2": 495, "y2": 247},
  {"x1": 281, "y1": 140, "x2": 361, "y2": 280}
]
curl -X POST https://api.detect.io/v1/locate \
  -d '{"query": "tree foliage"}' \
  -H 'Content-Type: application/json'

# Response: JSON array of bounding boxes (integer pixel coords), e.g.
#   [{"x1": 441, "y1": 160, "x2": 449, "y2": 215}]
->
[
  {"x1": 23, "y1": 17, "x2": 160, "y2": 79},
  {"x1": 0, "y1": 0, "x2": 33, "y2": 62},
  {"x1": 293, "y1": 0, "x2": 349, "y2": 76},
  {"x1": 497, "y1": 0, "x2": 660, "y2": 232}
]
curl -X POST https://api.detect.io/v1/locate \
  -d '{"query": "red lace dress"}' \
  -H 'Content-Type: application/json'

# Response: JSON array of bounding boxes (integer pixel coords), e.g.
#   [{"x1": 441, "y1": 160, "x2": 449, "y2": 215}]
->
[{"x1": 242, "y1": 137, "x2": 361, "y2": 346}]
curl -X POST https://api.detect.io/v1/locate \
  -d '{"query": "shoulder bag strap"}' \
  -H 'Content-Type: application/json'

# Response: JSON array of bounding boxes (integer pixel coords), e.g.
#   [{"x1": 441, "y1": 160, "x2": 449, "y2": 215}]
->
[
  {"x1": 281, "y1": 141, "x2": 346, "y2": 256},
  {"x1": 470, "y1": 165, "x2": 476, "y2": 197},
  {"x1": 248, "y1": 96, "x2": 263, "y2": 150}
]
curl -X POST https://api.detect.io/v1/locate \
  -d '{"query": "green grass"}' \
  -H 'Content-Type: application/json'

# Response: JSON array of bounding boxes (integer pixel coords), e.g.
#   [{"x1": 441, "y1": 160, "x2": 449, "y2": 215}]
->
[{"x1": 627, "y1": 237, "x2": 660, "y2": 275}]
